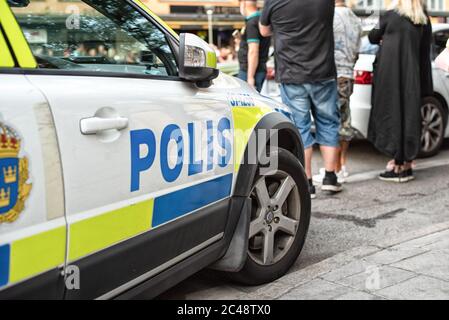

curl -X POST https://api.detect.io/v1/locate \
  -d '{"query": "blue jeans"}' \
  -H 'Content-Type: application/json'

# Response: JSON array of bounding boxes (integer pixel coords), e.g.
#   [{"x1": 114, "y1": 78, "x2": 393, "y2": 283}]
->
[
  {"x1": 238, "y1": 70, "x2": 266, "y2": 92},
  {"x1": 280, "y1": 79, "x2": 340, "y2": 149}
]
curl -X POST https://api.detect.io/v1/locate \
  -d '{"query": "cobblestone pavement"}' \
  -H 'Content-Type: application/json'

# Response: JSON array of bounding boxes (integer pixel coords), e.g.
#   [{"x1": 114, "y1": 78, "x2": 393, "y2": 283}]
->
[{"x1": 160, "y1": 141, "x2": 449, "y2": 300}]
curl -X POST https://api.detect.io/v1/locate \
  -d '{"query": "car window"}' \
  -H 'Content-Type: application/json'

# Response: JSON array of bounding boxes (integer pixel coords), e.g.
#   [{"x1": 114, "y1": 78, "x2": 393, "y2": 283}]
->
[
  {"x1": 9, "y1": 0, "x2": 178, "y2": 77},
  {"x1": 433, "y1": 29, "x2": 449, "y2": 59}
]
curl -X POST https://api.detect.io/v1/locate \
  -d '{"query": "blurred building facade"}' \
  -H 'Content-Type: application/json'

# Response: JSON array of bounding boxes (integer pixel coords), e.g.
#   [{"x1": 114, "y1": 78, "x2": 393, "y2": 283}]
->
[
  {"x1": 349, "y1": 0, "x2": 446, "y2": 11},
  {"x1": 140, "y1": 0, "x2": 243, "y2": 46},
  {"x1": 10, "y1": 0, "x2": 449, "y2": 47}
]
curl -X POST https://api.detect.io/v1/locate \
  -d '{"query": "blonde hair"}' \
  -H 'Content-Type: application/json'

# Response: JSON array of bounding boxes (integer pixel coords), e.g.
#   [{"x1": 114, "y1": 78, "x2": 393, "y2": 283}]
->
[{"x1": 391, "y1": 0, "x2": 428, "y2": 25}]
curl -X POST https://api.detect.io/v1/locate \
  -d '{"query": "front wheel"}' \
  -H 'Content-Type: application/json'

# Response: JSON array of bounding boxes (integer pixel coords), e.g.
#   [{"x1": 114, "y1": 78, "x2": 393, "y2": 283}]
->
[{"x1": 230, "y1": 148, "x2": 311, "y2": 286}]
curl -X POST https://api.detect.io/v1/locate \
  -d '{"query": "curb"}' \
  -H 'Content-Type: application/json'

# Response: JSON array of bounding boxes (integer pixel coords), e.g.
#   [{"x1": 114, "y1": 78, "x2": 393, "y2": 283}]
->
[{"x1": 245, "y1": 220, "x2": 449, "y2": 299}]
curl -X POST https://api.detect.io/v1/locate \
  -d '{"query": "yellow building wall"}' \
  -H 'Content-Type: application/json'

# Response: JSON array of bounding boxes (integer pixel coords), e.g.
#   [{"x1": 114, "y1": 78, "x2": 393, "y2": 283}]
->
[
  {"x1": 141, "y1": 0, "x2": 240, "y2": 15},
  {"x1": 11, "y1": 0, "x2": 240, "y2": 15}
]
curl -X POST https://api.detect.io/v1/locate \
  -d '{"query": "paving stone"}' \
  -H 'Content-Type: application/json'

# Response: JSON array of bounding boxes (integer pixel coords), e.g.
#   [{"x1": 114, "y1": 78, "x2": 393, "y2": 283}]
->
[
  {"x1": 375, "y1": 222, "x2": 449, "y2": 249},
  {"x1": 335, "y1": 266, "x2": 416, "y2": 291},
  {"x1": 393, "y1": 229, "x2": 449, "y2": 250},
  {"x1": 392, "y1": 250, "x2": 449, "y2": 282},
  {"x1": 376, "y1": 275, "x2": 449, "y2": 300},
  {"x1": 321, "y1": 260, "x2": 373, "y2": 282},
  {"x1": 244, "y1": 280, "x2": 293, "y2": 300},
  {"x1": 183, "y1": 285, "x2": 249, "y2": 300},
  {"x1": 280, "y1": 279, "x2": 350, "y2": 300},
  {"x1": 332, "y1": 291, "x2": 384, "y2": 300},
  {"x1": 363, "y1": 247, "x2": 428, "y2": 265},
  {"x1": 420, "y1": 236, "x2": 449, "y2": 251},
  {"x1": 280, "y1": 246, "x2": 380, "y2": 286}
]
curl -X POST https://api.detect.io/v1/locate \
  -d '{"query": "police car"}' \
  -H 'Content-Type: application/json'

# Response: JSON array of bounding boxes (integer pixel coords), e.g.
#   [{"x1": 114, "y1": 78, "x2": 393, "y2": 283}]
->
[{"x1": 0, "y1": 0, "x2": 310, "y2": 299}]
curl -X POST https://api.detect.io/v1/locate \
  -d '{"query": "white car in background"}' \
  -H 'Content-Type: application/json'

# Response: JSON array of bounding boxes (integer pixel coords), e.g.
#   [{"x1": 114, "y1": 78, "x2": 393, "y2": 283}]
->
[{"x1": 351, "y1": 24, "x2": 449, "y2": 158}]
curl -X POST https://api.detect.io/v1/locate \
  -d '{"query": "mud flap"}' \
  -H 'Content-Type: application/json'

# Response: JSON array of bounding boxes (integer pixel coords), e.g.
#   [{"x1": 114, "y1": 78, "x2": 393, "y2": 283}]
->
[{"x1": 210, "y1": 197, "x2": 251, "y2": 272}]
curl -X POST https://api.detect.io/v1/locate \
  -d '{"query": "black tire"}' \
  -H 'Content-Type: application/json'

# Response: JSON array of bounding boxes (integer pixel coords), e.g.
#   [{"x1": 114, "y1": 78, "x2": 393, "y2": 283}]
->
[
  {"x1": 418, "y1": 96, "x2": 448, "y2": 158},
  {"x1": 229, "y1": 148, "x2": 311, "y2": 286}
]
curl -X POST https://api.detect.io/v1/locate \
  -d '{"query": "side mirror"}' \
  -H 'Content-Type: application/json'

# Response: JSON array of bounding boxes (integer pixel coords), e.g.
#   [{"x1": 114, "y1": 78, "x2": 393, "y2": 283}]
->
[{"x1": 179, "y1": 33, "x2": 219, "y2": 87}]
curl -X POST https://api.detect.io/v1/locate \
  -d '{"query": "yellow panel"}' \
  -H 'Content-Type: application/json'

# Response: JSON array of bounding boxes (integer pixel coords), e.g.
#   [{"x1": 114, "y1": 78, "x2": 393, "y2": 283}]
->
[
  {"x1": 9, "y1": 227, "x2": 66, "y2": 283},
  {"x1": 232, "y1": 107, "x2": 273, "y2": 173},
  {"x1": 132, "y1": 0, "x2": 179, "y2": 39},
  {"x1": 206, "y1": 51, "x2": 217, "y2": 69},
  {"x1": 0, "y1": 0, "x2": 36, "y2": 68},
  {"x1": 69, "y1": 199, "x2": 154, "y2": 261},
  {"x1": 0, "y1": 31, "x2": 14, "y2": 67}
]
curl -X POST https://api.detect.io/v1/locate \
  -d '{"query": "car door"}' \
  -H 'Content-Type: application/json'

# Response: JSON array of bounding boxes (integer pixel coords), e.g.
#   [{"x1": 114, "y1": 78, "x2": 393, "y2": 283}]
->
[
  {"x1": 0, "y1": 0, "x2": 66, "y2": 299},
  {"x1": 10, "y1": 0, "x2": 234, "y2": 299}
]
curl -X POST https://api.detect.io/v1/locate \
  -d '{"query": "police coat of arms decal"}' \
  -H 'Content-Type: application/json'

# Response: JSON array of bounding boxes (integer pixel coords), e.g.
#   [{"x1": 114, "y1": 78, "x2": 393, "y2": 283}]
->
[{"x1": 0, "y1": 123, "x2": 32, "y2": 224}]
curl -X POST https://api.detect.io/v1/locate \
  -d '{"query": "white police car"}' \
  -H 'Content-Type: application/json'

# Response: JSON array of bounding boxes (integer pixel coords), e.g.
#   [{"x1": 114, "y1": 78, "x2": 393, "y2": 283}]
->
[{"x1": 0, "y1": 0, "x2": 310, "y2": 299}]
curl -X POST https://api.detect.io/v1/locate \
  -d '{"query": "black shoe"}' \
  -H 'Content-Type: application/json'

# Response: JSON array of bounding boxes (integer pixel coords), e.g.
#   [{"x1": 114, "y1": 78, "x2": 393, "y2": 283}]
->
[
  {"x1": 322, "y1": 172, "x2": 343, "y2": 193},
  {"x1": 379, "y1": 170, "x2": 408, "y2": 183},
  {"x1": 309, "y1": 184, "x2": 316, "y2": 199},
  {"x1": 406, "y1": 169, "x2": 415, "y2": 181}
]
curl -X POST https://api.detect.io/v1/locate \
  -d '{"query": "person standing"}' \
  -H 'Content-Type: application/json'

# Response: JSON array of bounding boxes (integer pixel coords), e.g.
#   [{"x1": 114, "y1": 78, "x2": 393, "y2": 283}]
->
[
  {"x1": 334, "y1": 0, "x2": 361, "y2": 180},
  {"x1": 313, "y1": 0, "x2": 362, "y2": 184},
  {"x1": 260, "y1": 0, "x2": 342, "y2": 198},
  {"x1": 368, "y1": 0, "x2": 433, "y2": 182},
  {"x1": 238, "y1": 0, "x2": 270, "y2": 92}
]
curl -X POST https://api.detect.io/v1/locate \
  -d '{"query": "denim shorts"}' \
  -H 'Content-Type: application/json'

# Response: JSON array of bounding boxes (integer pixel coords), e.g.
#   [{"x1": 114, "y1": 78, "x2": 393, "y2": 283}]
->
[{"x1": 280, "y1": 79, "x2": 340, "y2": 149}]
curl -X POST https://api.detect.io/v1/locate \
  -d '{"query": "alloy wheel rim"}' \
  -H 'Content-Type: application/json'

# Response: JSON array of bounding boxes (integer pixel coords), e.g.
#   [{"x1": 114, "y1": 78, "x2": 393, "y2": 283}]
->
[
  {"x1": 248, "y1": 170, "x2": 301, "y2": 266},
  {"x1": 421, "y1": 103, "x2": 444, "y2": 153}
]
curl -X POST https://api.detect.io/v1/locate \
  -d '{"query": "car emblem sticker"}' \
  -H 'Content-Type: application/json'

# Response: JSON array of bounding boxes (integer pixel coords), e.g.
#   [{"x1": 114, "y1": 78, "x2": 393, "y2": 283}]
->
[{"x1": 0, "y1": 123, "x2": 32, "y2": 224}]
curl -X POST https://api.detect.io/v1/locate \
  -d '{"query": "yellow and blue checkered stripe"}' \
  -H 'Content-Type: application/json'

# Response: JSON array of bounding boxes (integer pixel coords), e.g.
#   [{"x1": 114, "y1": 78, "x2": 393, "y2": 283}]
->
[
  {"x1": 0, "y1": 227, "x2": 66, "y2": 287},
  {"x1": 0, "y1": 245, "x2": 10, "y2": 287},
  {"x1": 0, "y1": 174, "x2": 233, "y2": 288},
  {"x1": 68, "y1": 173, "x2": 233, "y2": 261}
]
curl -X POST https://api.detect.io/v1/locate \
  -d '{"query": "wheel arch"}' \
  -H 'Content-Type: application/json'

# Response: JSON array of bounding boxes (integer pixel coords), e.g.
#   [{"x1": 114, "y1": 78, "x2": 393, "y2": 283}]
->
[
  {"x1": 233, "y1": 112, "x2": 305, "y2": 198},
  {"x1": 212, "y1": 112, "x2": 304, "y2": 272}
]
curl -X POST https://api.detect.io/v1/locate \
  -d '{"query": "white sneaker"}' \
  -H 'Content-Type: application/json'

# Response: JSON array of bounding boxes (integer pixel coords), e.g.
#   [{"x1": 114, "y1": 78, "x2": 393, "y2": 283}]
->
[
  {"x1": 341, "y1": 165, "x2": 350, "y2": 178},
  {"x1": 336, "y1": 171, "x2": 346, "y2": 184},
  {"x1": 313, "y1": 168, "x2": 346, "y2": 184},
  {"x1": 312, "y1": 168, "x2": 326, "y2": 184}
]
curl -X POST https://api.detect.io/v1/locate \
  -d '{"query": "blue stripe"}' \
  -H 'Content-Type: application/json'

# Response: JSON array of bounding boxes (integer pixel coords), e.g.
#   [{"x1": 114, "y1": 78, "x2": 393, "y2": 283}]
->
[
  {"x1": 0, "y1": 244, "x2": 10, "y2": 287},
  {"x1": 152, "y1": 174, "x2": 233, "y2": 227}
]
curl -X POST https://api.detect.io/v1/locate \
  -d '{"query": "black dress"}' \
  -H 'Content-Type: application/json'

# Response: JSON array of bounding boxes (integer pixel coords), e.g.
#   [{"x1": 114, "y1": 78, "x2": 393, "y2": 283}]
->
[{"x1": 368, "y1": 10, "x2": 433, "y2": 164}]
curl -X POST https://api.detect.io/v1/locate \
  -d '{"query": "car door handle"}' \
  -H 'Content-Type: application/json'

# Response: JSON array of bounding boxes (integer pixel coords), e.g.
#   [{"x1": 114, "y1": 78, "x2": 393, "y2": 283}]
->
[{"x1": 80, "y1": 116, "x2": 129, "y2": 135}]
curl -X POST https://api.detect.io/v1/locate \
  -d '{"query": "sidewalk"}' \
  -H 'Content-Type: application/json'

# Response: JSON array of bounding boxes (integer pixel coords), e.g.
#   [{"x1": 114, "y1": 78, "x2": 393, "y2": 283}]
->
[
  {"x1": 256, "y1": 221, "x2": 449, "y2": 300},
  {"x1": 183, "y1": 221, "x2": 449, "y2": 300}
]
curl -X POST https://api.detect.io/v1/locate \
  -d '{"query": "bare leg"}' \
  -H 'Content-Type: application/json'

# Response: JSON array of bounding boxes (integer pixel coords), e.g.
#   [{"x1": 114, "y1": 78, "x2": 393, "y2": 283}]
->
[
  {"x1": 320, "y1": 145, "x2": 338, "y2": 173},
  {"x1": 336, "y1": 140, "x2": 349, "y2": 173},
  {"x1": 304, "y1": 147, "x2": 313, "y2": 179},
  {"x1": 335, "y1": 146, "x2": 342, "y2": 173},
  {"x1": 386, "y1": 159, "x2": 395, "y2": 171},
  {"x1": 340, "y1": 140, "x2": 350, "y2": 169}
]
